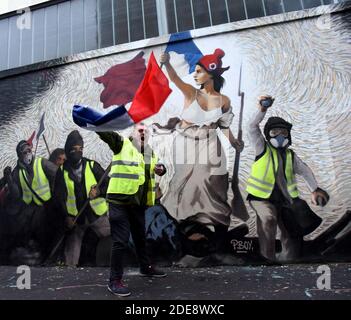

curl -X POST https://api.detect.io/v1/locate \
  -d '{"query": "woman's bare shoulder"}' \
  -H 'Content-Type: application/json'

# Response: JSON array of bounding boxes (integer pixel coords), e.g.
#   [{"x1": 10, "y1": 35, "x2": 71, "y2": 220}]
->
[
  {"x1": 221, "y1": 95, "x2": 231, "y2": 112},
  {"x1": 183, "y1": 84, "x2": 197, "y2": 99}
]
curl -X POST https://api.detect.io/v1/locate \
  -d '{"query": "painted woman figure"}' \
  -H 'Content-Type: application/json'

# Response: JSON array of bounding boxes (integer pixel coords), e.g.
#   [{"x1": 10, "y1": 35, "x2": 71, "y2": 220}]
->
[{"x1": 157, "y1": 49, "x2": 244, "y2": 248}]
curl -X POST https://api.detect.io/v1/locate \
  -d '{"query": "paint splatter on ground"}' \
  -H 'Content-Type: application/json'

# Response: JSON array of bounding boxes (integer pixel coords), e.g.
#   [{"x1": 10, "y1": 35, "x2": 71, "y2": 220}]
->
[{"x1": 0, "y1": 263, "x2": 350, "y2": 300}]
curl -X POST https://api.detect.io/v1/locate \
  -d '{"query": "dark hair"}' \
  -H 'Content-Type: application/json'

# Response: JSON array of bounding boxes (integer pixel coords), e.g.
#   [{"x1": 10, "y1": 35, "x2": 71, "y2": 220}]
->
[
  {"x1": 49, "y1": 148, "x2": 65, "y2": 163},
  {"x1": 197, "y1": 63, "x2": 225, "y2": 93}
]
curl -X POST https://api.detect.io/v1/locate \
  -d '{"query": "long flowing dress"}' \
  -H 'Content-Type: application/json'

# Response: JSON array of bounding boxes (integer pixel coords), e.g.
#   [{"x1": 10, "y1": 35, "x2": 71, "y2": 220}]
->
[{"x1": 159, "y1": 94, "x2": 234, "y2": 232}]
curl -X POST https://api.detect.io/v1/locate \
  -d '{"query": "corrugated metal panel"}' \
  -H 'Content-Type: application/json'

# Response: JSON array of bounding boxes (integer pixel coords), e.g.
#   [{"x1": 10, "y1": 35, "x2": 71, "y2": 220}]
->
[{"x1": 0, "y1": 0, "x2": 339, "y2": 71}]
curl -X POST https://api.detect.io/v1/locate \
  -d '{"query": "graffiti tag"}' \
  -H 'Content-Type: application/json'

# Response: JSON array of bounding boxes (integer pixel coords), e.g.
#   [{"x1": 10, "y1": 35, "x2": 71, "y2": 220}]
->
[{"x1": 230, "y1": 239, "x2": 254, "y2": 253}]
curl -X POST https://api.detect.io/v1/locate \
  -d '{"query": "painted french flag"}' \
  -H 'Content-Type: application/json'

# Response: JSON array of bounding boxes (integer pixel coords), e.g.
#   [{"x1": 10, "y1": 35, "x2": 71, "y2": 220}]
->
[
  {"x1": 94, "y1": 52, "x2": 146, "y2": 109},
  {"x1": 72, "y1": 104, "x2": 133, "y2": 131},
  {"x1": 165, "y1": 31, "x2": 203, "y2": 74},
  {"x1": 73, "y1": 52, "x2": 172, "y2": 131}
]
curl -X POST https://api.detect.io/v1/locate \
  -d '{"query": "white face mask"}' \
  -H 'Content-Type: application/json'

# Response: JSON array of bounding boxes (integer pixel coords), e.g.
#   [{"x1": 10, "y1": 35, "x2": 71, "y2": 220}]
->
[
  {"x1": 23, "y1": 153, "x2": 33, "y2": 165},
  {"x1": 270, "y1": 135, "x2": 289, "y2": 149}
]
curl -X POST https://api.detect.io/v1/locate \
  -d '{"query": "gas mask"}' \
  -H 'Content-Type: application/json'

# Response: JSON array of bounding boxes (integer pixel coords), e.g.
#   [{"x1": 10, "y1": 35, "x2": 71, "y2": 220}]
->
[
  {"x1": 22, "y1": 152, "x2": 33, "y2": 165},
  {"x1": 18, "y1": 144, "x2": 33, "y2": 166},
  {"x1": 269, "y1": 128, "x2": 289, "y2": 149}
]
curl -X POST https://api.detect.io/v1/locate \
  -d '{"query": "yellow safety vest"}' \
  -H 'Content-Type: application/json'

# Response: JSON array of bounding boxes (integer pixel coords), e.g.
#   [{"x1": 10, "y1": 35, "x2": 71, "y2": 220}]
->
[
  {"x1": 146, "y1": 154, "x2": 158, "y2": 206},
  {"x1": 246, "y1": 144, "x2": 299, "y2": 199},
  {"x1": 107, "y1": 138, "x2": 158, "y2": 206},
  {"x1": 63, "y1": 161, "x2": 108, "y2": 217},
  {"x1": 19, "y1": 158, "x2": 51, "y2": 206}
]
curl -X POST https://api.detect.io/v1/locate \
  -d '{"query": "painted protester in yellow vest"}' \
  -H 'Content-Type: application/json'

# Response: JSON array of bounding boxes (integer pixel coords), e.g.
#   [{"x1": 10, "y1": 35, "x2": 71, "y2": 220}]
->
[
  {"x1": 5, "y1": 140, "x2": 58, "y2": 207},
  {"x1": 1, "y1": 140, "x2": 59, "y2": 261},
  {"x1": 54, "y1": 130, "x2": 110, "y2": 266},
  {"x1": 98, "y1": 123, "x2": 167, "y2": 296},
  {"x1": 246, "y1": 95, "x2": 330, "y2": 263}
]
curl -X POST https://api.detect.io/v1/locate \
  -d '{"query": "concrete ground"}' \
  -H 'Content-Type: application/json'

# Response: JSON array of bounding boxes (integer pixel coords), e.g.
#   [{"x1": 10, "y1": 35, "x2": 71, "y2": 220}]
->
[{"x1": 0, "y1": 263, "x2": 350, "y2": 300}]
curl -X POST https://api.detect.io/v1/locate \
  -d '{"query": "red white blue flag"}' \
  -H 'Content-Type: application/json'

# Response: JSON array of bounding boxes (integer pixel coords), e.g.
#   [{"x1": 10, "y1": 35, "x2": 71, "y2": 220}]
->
[{"x1": 73, "y1": 52, "x2": 172, "y2": 131}]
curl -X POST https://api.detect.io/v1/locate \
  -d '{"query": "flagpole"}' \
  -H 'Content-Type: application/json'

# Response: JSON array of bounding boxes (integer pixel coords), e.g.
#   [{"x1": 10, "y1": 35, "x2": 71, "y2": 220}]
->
[
  {"x1": 34, "y1": 112, "x2": 46, "y2": 157},
  {"x1": 42, "y1": 134, "x2": 51, "y2": 156},
  {"x1": 34, "y1": 136, "x2": 40, "y2": 157}
]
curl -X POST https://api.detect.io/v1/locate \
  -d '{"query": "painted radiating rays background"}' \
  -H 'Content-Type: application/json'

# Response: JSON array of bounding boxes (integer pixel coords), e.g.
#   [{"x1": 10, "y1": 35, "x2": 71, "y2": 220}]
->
[{"x1": 0, "y1": 11, "x2": 350, "y2": 239}]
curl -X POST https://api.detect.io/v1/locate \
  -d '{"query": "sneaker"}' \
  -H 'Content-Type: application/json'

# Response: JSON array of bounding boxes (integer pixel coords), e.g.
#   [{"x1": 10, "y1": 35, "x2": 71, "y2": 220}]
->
[
  {"x1": 140, "y1": 265, "x2": 167, "y2": 278},
  {"x1": 107, "y1": 279, "x2": 131, "y2": 297}
]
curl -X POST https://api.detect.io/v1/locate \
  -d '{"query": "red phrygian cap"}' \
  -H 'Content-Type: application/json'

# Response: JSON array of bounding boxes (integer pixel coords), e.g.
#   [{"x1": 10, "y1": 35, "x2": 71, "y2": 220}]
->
[{"x1": 198, "y1": 49, "x2": 230, "y2": 76}]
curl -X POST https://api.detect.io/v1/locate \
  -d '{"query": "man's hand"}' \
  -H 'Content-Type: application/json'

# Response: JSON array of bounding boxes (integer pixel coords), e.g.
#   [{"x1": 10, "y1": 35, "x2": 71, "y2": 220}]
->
[
  {"x1": 89, "y1": 185, "x2": 100, "y2": 200},
  {"x1": 233, "y1": 139, "x2": 244, "y2": 153},
  {"x1": 311, "y1": 188, "x2": 330, "y2": 207},
  {"x1": 258, "y1": 95, "x2": 275, "y2": 112},
  {"x1": 65, "y1": 216, "x2": 76, "y2": 230},
  {"x1": 3, "y1": 166, "x2": 12, "y2": 180},
  {"x1": 154, "y1": 164, "x2": 166, "y2": 176}
]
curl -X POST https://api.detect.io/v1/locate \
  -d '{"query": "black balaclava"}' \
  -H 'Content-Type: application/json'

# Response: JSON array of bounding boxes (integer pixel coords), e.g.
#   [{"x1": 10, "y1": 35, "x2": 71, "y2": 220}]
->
[
  {"x1": 16, "y1": 140, "x2": 33, "y2": 166},
  {"x1": 65, "y1": 130, "x2": 84, "y2": 167},
  {"x1": 264, "y1": 117, "x2": 293, "y2": 149}
]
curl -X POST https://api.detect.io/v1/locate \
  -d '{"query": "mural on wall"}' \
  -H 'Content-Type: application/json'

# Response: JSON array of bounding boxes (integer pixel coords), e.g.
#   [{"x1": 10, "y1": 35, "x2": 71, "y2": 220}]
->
[{"x1": 0, "y1": 7, "x2": 351, "y2": 266}]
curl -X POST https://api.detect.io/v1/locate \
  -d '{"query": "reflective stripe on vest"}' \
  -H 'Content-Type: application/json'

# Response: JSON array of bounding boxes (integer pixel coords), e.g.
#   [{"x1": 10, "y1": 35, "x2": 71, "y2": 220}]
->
[
  {"x1": 285, "y1": 150, "x2": 299, "y2": 198},
  {"x1": 146, "y1": 155, "x2": 158, "y2": 207},
  {"x1": 107, "y1": 138, "x2": 158, "y2": 206},
  {"x1": 107, "y1": 139, "x2": 145, "y2": 195},
  {"x1": 19, "y1": 158, "x2": 51, "y2": 206},
  {"x1": 63, "y1": 161, "x2": 108, "y2": 217},
  {"x1": 19, "y1": 170, "x2": 33, "y2": 205},
  {"x1": 246, "y1": 144, "x2": 299, "y2": 199}
]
